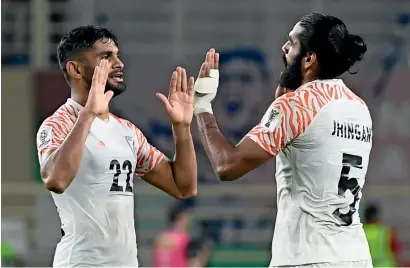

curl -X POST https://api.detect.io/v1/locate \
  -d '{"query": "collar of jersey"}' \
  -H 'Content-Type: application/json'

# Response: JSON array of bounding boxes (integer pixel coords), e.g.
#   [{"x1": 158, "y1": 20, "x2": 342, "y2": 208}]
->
[
  {"x1": 307, "y1": 78, "x2": 344, "y2": 87},
  {"x1": 66, "y1": 98, "x2": 112, "y2": 123},
  {"x1": 298, "y1": 79, "x2": 344, "y2": 91},
  {"x1": 66, "y1": 98, "x2": 84, "y2": 111}
]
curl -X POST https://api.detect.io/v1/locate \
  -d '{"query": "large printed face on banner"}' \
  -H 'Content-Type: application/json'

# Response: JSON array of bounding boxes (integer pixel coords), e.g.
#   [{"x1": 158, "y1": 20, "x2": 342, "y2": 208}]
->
[{"x1": 213, "y1": 49, "x2": 272, "y2": 135}]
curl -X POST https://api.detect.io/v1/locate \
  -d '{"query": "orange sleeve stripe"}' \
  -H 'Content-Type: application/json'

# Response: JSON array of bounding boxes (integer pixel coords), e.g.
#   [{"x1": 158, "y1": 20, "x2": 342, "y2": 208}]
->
[
  {"x1": 37, "y1": 103, "x2": 79, "y2": 163},
  {"x1": 125, "y1": 121, "x2": 165, "y2": 177},
  {"x1": 247, "y1": 81, "x2": 367, "y2": 156}
]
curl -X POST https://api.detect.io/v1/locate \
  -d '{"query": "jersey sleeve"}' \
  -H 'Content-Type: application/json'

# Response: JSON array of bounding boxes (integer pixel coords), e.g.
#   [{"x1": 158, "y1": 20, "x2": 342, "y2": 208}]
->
[
  {"x1": 133, "y1": 126, "x2": 165, "y2": 177},
  {"x1": 246, "y1": 93, "x2": 315, "y2": 156},
  {"x1": 36, "y1": 116, "x2": 72, "y2": 166}
]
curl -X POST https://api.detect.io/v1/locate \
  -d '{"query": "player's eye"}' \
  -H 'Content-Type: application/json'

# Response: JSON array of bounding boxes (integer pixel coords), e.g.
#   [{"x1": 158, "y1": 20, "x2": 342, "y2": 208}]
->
[{"x1": 102, "y1": 54, "x2": 110, "y2": 59}]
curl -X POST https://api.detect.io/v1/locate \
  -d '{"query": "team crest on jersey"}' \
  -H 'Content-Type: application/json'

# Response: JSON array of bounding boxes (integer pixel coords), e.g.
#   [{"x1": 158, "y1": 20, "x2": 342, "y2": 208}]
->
[
  {"x1": 38, "y1": 126, "x2": 52, "y2": 148},
  {"x1": 262, "y1": 107, "x2": 283, "y2": 129},
  {"x1": 125, "y1": 136, "x2": 137, "y2": 156}
]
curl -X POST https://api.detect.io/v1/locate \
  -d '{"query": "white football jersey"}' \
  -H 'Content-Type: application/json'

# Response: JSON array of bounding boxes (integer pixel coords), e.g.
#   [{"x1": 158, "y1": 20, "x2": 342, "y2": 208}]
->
[
  {"x1": 36, "y1": 98, "x2": 164, "y2": 267},
  {"x1": 247, "y1": 79, "x2": 372, "y2": 266}
]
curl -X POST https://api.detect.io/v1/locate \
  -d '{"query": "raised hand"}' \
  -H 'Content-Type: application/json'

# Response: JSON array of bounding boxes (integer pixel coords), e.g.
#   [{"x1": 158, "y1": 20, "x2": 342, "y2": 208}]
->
[
  {"x1": 193, "y1": 48, "x2": 220, "y2": 115},
  {"x1": 198, "y1": 48, "x2": 219, "y2": 80},
  {"x1": 84, "y1": 59, "x2": 114, "y2": 116},
  {"x1": 156, "y1": 67, "x2": 195, "y2": 125}
]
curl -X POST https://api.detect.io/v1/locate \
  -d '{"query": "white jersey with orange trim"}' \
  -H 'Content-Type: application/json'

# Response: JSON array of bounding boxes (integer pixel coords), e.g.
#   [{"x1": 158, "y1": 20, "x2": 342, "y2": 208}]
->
[
  {"x1": 246, "y1": 79, "x2": 372, "y2": 266},
  {"x1": 36, "y1": 98, "x2": 164, "y2": 267}
]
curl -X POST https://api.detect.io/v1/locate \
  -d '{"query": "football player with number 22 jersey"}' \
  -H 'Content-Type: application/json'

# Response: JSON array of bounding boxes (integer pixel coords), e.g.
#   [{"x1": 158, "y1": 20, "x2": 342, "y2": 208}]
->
[{"x1": 36, "y1": 26, "x2": 198, "y2": 267}]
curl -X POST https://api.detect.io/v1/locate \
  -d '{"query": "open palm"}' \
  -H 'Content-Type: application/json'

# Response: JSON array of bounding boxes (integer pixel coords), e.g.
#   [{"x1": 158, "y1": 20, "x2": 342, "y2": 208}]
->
[
  {"x1": 156, "y1": 67, "x2": 195, "y2": 125},
  {"x1": 84, "y1": 59, "x2": 114, "y2": 116}
]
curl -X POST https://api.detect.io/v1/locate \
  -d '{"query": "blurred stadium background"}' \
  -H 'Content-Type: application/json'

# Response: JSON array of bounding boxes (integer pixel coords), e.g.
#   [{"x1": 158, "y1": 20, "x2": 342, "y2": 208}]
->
[{"x1": 2, "y1": 0, "x2": 410, "y2": 266}]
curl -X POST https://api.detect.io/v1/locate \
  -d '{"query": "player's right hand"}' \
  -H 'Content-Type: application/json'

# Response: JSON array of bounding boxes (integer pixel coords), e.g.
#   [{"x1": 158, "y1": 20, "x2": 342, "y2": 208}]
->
[
  {"x1": 193, "y1": 48, "x2": 220, "y2": 115},
  {"x1": 84, "y1": 59, "x2": 114, "y2": 116}
]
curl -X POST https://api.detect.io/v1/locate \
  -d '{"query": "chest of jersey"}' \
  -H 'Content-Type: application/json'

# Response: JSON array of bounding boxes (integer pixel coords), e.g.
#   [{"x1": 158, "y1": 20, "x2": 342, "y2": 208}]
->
[{"x1": 75, "y1": 117, "x2": 138, "y2": 196}]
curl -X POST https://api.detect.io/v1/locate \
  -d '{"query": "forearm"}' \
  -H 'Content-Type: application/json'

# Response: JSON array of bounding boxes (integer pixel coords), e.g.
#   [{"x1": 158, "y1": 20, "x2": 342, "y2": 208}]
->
[
  {"x1": 196, "y1": 113, "x2": 237, "y2": 176},
  {"x1": 171, "y1": 124, "x2": 197, "y2": 195},
  {"x1": 41, "y1": 110, "x2": 95, "y2": 193}
]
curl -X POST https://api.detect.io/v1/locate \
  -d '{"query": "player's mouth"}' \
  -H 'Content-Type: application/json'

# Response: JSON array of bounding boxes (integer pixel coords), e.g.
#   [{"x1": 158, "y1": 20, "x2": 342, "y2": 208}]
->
[{"x1": 110, "y1": 72, "x2": 124, "y2": 82}]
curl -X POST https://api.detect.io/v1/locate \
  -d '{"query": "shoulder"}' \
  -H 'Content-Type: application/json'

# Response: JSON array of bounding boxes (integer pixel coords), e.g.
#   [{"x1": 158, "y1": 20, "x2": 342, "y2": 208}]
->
[
  {"x1": 276, "y1": 80, "x2": 366, "y2": 113},
  {"x1": 111, "y1": 113, "x2": 134, "y2": 129},
  {"x1": 36, "y1": 103, "x2": 79, "y2": 152},
  {"x1": 38, "y1": 103, "x2": 79, "y2": 134},
  {"x1": 264, "y1": 89, "x2": 316, "y2": 125},
  {"x1": 257, "y1": 85, "x2": 324, "y2": 138},
  {"x1": 302, "y1": 80, "x2": 366, "y2": 106},
  {"x1": 110, "y1": 113, "x2": 146, "y2": 139}
]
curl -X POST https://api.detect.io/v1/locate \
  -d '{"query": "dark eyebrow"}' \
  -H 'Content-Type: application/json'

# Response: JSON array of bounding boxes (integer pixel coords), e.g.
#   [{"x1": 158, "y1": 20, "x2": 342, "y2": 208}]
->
[
  {"x1": 97, "y1": 50, "x2": 119, "y2": 56},
  {"x1": 288, "y1": 35, "x2": 293, "y2": 43}
]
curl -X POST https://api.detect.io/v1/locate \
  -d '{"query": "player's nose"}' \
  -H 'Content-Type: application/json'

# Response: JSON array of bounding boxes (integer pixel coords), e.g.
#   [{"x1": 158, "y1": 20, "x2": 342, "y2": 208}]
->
[
  {"x1": 112, "y1": 58, "x2": 124, "y2": 70},
  {"x1": 282, "y1": 42, "x2": 289, "y2": 54}
]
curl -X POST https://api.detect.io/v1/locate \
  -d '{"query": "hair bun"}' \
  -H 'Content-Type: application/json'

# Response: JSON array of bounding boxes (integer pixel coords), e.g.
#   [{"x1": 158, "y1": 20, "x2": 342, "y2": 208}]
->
[{"x1": 341, "y1": 33, "x2": 367, "y2": 63}]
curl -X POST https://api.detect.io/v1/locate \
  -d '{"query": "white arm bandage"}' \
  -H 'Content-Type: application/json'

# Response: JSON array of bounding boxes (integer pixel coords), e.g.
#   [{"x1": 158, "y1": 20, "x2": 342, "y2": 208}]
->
[{"x1": 193, "y1": 69, "x2": 219, "y2": 115}]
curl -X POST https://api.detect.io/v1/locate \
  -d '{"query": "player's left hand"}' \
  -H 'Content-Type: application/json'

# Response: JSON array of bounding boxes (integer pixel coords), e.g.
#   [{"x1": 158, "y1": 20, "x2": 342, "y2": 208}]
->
[
  {"x1": 156, "y1": 67, "x2": 195, "y2": 125},
  {"x1": 193, "y1": 48, "x2": 219, "y2": 115}
]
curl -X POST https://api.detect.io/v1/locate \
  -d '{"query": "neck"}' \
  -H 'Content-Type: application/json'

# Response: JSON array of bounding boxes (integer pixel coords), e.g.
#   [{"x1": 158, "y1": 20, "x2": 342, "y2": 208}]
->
[
  {"x1": 71, "y1": 87, "x2": 110, "y2": 120},
  {"x1": 70, "y1": 87, "x2": 88, "y2": 107},
  {"x1": 301, "y1": 76, "x2": 317, "y2": 86},
  {"x1": 301, "y1": 69, "x2": 318, "y2": 86}
]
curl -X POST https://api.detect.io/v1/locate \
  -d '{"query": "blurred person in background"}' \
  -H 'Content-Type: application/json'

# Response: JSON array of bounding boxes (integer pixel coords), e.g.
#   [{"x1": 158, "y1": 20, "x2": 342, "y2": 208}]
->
[
  {"x1": 194, "y1": 13, "x2": 373, "y2": 267},
  {"x1": 363, "y1": 203, "x2": 400, "y2": 267},
  {"x1": 36, "y1": 25, "x2": 198, "y2": 267},
  {"x1": 152, "y1": 203, "x2": 192, "y2": 267},
  {"x1": 1, "y1": 241, "x2": 17, "y2": 267},
  {"x1": 187, "y1": 237, "x2": 214, "y2": 267}
]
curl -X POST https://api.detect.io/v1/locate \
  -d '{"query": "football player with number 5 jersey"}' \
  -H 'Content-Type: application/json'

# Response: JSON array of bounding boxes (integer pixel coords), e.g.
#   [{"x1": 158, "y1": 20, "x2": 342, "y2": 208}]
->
[
  {"x1": 194, "y1": 14, "x2": 373, "y2": 267},
  {"x1": 36, "y1": 26, "x2": 198, "y2": 267}
]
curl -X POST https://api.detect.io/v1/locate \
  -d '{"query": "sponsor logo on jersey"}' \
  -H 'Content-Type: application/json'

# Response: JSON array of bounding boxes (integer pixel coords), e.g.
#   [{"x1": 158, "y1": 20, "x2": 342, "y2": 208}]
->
[{"x1": 96, "y1": 141, "x2": 105, "y2": 148}]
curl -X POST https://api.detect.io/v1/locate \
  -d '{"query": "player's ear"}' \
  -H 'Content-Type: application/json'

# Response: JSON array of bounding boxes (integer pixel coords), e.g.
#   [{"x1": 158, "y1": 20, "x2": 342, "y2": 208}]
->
[
  {"x1": 66, "y1": 60, "x2": 83, "y2": 80},
  {"x1": 303, "y1": 52, "x2": 317, "y2": 69}
]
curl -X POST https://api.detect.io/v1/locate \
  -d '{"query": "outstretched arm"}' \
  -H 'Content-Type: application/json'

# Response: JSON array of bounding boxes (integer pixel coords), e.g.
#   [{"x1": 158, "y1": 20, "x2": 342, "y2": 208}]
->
[
  {"x1": 138, "y1": 67, "x2": 197, "y2": 199},
  {"x1": 196, "y1": 113, "x2": 272, "y2": 181},
  {"x1": 194, "y1": 49, "x2": 304, "y2": 181},
  {"x1": 140, "y1": 124, "x2": 197, "y2": 199}
]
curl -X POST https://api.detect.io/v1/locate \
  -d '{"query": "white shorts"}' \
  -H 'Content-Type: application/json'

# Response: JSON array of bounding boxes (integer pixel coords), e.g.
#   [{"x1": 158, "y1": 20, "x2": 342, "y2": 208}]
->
[{"x1": 273, "y1": 259, "x2": 373, "y2": 268}]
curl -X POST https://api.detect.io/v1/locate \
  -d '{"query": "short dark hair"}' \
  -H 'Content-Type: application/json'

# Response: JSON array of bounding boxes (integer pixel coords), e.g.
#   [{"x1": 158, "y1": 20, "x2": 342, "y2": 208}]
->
[
  {"x1": 168, "y1": 203, "x2": 190, "y2": 224},
  {"x1": 57, "y1": 25, "x2": 118, "y2": 82},
  {"x1": 298, "y1": 13, "x2": 367, "y2": 79}
]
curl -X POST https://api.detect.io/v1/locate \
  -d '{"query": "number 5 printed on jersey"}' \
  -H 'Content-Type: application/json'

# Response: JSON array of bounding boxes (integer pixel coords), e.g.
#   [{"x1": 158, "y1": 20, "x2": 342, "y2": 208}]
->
[{"x1": 334, "y1": 153, "x2": 363, "y2": 226}]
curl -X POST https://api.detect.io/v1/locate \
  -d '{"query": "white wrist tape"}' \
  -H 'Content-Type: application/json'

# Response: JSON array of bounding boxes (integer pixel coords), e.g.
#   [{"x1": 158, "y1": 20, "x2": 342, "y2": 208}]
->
[
  {"x1": 193, "y1": 69, "x2": 219, "y2": 115},
  {"x1": 193, "y1": 93, "x2": 216, "y2": 115},
  {"x1": 194, "y1": 69, "x2": 219, "y2": 93}
]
